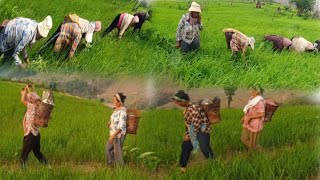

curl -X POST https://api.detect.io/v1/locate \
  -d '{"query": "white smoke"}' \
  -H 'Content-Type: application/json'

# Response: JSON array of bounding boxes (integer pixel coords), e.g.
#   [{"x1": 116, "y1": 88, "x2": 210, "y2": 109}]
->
[
  {"x1": 145, "y1": 77, "x2": 156, "y2": 107},
  {"x1": 311, "y1": 91, "x2": 320, "y2": 104}
]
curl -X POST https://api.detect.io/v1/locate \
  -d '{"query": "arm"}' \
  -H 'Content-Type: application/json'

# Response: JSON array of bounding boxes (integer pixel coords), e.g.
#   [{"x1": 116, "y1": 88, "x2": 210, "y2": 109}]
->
[
  {"x1": 198, "y1": 15, "x2": 203, "y2": 31},
  {"x1": 69, "y1": 30, "x2": 82, "y2": 58},
  {"x1": 192, "y1": 108, "x2": 203, "y2": 133},
  {"x1": 176, "y1": 15, "x2": 185, "y2": 43},
  {"x1": 109, "y1": 110, "x2": 127, "y2": 143},
  {"x1": 246, "y1": 112, "x2": 265, "y2": 121},
  {"x1": 20, "y1": 87, "x2": 28, "y2": 107},
  {"x1": 13, "y1": 30, "x2": 32, "y2": 65}
]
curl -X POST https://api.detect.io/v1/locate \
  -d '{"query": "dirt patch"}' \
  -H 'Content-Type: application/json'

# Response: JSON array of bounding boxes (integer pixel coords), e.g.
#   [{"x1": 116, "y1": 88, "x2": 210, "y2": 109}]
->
[{"x1": 0, "y1": 69, "x2": 319, "y2": 109}]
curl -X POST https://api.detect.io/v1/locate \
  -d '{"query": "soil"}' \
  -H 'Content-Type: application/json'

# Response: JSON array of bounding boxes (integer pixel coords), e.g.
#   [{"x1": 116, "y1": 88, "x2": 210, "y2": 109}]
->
[{"x1": 0, "y1": 69, "x2": 319, "y2": 109}]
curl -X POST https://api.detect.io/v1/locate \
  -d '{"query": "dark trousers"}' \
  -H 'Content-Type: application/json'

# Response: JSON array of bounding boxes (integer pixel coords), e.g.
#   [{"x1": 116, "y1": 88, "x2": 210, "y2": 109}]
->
[
  {"x1": 102, "y1": 14, "x2": 121, "y2": 37},
  {"x1": 181, "y1": 38, "x2": 200, "y2": 53},
  {"x1": 180, "y1": 131, "x2": 214, "y2": 167},
  {"x1": 20, "y1": 133, "x2": 47, "y2": 166}
]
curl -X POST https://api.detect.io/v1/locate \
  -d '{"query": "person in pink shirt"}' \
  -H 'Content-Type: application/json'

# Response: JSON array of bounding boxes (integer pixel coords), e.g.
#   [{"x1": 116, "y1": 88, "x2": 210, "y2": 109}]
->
[{"x1": 241, "y1": 87, "x2": 265, "y2": 149}]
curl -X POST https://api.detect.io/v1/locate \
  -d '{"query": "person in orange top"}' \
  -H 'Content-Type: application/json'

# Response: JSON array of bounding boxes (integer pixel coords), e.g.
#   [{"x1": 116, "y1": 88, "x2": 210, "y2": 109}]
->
[{"x1": 241, "y1": 87, "x2": 265, "y2": 149}]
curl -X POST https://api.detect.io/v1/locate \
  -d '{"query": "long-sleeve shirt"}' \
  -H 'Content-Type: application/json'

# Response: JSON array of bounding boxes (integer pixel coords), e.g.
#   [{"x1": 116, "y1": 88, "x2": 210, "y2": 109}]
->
[
  {"x1": 54, "y1": 22, "x2": 81, "y2": 57},
  {"x1": 118, "y1": 13, "x2": 135, "y2": 37},
  {"x1": 78, "y1": 17, "x2": 95, "y2": 43},
  {"x1": 176, "y1": 13, "x2": 203, "y2": 44},
  {"x1": 184, "y1": 104, "x2": 211, "y2": 134},
  {"x1": 0, "y1": 18, "x2": 38, "y2": 65},
  {"x1": 230, "y1": 32, "x2": 249, "y2": 53}
]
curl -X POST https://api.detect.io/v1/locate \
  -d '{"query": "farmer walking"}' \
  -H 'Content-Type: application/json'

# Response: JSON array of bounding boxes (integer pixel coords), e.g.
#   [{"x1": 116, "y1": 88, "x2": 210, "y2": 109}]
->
[
  {"x1": 102, "y1": 13, "x2": 140, "y2": 38},
  {"x1": 53, "y1": 14, "x2": 102, "y2": 58},
  {"x1": 172, "y1": 90, "x2": 214, "y2": 173},
  {"x1": 241, "y1": 87, "x2": 265, "y2": 149},
  {"x1": 223, "y1": 28, "x2": 255, "y2": 59},
  {"x1": 106, "y1": 93, "x2": 127, "y2": 166},
  {"x1": 176, "y1": 2, "x2": 203, "y2": 53},
  {"x1": 20, "y1": 84, "x2": 49, "y2": 169},
  {"x1": 0, "y1": 16, "x2": 52, "y2": 69}
]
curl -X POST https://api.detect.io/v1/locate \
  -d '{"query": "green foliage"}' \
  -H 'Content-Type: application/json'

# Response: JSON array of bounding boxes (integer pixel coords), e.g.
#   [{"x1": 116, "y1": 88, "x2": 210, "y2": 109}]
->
[
  {"x1": 290, "y1": 0, "x2": 315, "y2": 15},
  {"x1": 0, "y1": 81, "x2": 319, "y2": 178},
  {"x1": 0, "y1": 1, "x2": 320, "y2": 90}
]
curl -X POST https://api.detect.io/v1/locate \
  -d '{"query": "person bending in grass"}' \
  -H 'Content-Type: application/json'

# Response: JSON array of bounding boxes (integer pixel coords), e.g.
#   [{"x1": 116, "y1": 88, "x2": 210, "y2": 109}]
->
[
  {"x1": 241, "y1": 87, "x2": 265, "y2": 149},
  {"x1": 173, "y1": 90, "x2": 214, "y2": 173},
  {"x1": 176, "y1": 2, "x2": 203, "y2": 53},
  {"x1": 223, "y1": 28, "x2": 255, "y2": 59},
  {"x1": 102, "y1": 13, "x2": 140, "y2": 39},
  {"x1": 0, "y1": 16, "x2": 52, "y2": 69},
  {"x1": 106, "y1": 93, "x2": 127, "y2": 166},
  {"x1": 20, "y1": 84, "x2": 48, "y2": 169},
  {"x1": 53, "y1": 15, "x2": 101, "y2": 58}
]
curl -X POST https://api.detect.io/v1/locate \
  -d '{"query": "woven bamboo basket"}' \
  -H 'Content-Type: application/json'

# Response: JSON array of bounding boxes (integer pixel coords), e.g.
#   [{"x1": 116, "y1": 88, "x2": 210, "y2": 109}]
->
[
  {"x1": 264, "y1": 100, "x2": 279, "y2": 122},
  {"x1": 126, "y1": 109, "x2": 141, "y2": 135},
  {"x1": 201, "y1": 101, "x2": 221, "y2": 124},
  {"x1": 33, "y1": 102, "x2": 54, "y2": 127}
]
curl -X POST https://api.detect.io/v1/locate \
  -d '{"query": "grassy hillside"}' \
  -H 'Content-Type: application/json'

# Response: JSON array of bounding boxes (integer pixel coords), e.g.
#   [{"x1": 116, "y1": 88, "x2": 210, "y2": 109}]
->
[
  {"x1": 0, "y1": 0, "x2": 319, "y2": 90},
  {"x1": 0, "y1": 81, "x2": 319, "y2": 179}
]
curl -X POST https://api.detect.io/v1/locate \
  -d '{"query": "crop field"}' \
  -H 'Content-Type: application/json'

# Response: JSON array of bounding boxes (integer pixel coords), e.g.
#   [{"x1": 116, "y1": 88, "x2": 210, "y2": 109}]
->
[
  {"x1": 0, "y1": 81, "x2": 319, "y2": 179},
  {"x1": 0, "y1": 0, "x2": 319, "y2": 90}
]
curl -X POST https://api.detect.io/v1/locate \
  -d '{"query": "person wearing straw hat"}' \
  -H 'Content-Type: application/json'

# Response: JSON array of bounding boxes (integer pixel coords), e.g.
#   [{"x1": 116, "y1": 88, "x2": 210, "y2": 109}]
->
[
  {"x1": 20, "y1": 84, "x2": 49, "y2": 169},
  {"x1": 176, "y1": 2, "x2": 203, "y2": 53},
  {"x1": 41, "y1": 14, "x2": 101, "y2": 53},
  {"x1": 102, "y1": 13, "x2": 140, "y2": 39},
  {"x1": 0, "y1": 16, "x2": 52, "y2": 69},
  {"x1": 172, "y1": 90, "x2": 214, "y2": 173},
  {"x1": 53, "y1": 15, "x2": 102, "y2": 58},
  {"x1": 223, "y1": 28, "x2": 255, "y2": 59},
  {"x1": 241, "y1": 87, "x2": 265, "y2": 149},
  {"x1": 106, "y1": 93, "x2": 127, "y2": 166}
]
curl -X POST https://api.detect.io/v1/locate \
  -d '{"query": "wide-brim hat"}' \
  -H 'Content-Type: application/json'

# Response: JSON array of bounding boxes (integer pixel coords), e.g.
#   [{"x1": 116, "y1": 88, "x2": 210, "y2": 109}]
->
[
  {"x1": 37, "y1": 15, "x2": 53, "y2": 38},
  {"x1": 85, "y1": 21, "x2": 102, "y2": 44},
  {"x1": 189, "y1": 2, "x2": 201, "y2": 13},
  {"x1": 132, "y1": 16, "x2": 140, "y2": 24},
  {"x1": 248, "y1": 37, "x2": 255, "y2": 50}
]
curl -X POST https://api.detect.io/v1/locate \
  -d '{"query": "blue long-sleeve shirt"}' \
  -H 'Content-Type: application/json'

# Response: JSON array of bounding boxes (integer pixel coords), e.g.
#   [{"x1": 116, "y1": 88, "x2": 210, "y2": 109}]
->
[{"x1": 0, "y1": 17, "x2": 38, "y2": 65}]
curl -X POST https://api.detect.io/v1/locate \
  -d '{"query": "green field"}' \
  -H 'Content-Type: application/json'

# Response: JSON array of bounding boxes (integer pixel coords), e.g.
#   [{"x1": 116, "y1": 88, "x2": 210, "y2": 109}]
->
[
  {"x1": 0, "y1": 81, "x2": 319, "y2": 179},
  {"x1": 0, "y1": 0, "x2": 320, "y2": 90}
]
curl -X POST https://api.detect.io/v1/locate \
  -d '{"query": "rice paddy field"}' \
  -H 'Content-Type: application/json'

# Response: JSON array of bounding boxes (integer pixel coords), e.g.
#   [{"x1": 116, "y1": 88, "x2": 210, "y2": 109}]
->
[
  {"x1": 0, "y1": 81, "x2": 319, "y2": 179},
  {"x1": 0, "y1": 0, "x2": 320, "y2": 90}
]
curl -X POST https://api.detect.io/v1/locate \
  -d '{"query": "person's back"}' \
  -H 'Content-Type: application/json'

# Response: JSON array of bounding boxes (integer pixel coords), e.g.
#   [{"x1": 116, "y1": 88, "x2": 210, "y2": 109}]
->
[{"x1": 0, "y1": 17, "x2": 37, "y2": 51}]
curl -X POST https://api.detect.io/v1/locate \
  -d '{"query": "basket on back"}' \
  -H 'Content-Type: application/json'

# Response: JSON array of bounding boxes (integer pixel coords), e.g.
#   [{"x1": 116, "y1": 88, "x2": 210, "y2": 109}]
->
[
  {"x1": 126, "y1": 109, "x2": 141, "y2": 135},
  {"x1": 33, "y1": 90, "x2": 55, "y2": 127},
  {"x1": 264, "y1": 100, "x2": 279, "y2": 122},
  {"x1": 198, "y1": 97, "x2": 221, "y2": 125}
]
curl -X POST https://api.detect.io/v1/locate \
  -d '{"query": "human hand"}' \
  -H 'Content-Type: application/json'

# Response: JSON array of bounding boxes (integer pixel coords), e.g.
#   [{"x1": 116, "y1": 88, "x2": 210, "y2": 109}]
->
[
  {"x1": 183, "y1": 135, "x2": 190, "y2": 141},
  {"x1": 198, "y1": 16, "x2": 202, "y2": 24},
  {"x1": 24, "y1": 57, "x2": 30, "y2": 65},
  {"x1": 176, "y1": 41, "x2": 181, "y2": 48},
  {"x1": 108, "y1": 136, "x2": 114, "y2": 144},
  {"x1": 240, "y1": 117, "x2": 245, "y2": 124}
]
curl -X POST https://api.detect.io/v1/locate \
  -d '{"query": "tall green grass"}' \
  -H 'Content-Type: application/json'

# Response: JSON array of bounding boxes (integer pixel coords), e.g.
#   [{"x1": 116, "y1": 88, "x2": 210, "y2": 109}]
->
[
  {"x1": 0, "y1": 1, "x2": 320, "y2": 90},
  {"x1": 0, "y1": 81, "x2": 319, "y2": 179}
]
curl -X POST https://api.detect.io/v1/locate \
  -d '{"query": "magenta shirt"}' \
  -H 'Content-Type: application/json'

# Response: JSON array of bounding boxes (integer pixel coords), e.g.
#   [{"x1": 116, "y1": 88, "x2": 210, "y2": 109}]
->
[{"x1": 243, "y1": 100, "x2": 265, "y2": 132}]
